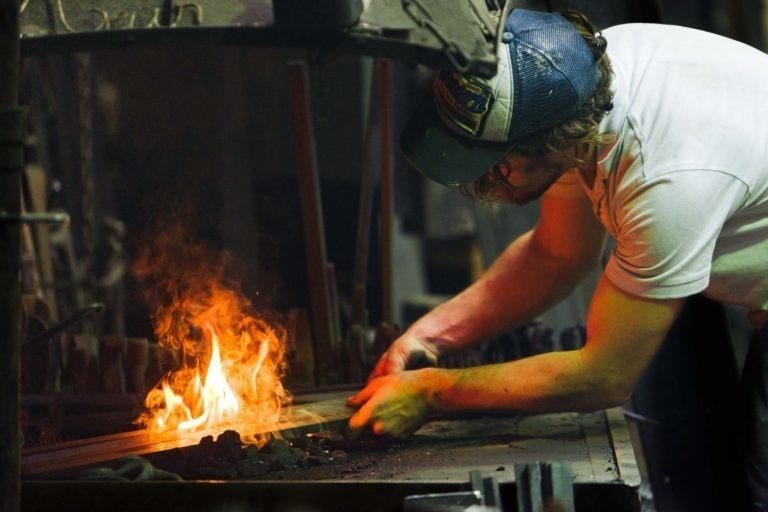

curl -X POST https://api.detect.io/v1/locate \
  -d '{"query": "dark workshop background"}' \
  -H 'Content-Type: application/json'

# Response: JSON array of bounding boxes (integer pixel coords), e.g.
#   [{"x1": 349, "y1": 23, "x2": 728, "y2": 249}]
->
[
  {"x1": 18, "y1": 0, "x2": 767, "y2": 381},
  {"x1": 11, "y1": 1, "x2": 768, "y2": 511}
]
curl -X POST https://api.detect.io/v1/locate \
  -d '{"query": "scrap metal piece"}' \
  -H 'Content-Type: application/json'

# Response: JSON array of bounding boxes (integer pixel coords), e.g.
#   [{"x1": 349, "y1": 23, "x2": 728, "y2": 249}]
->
[
  {"x1": 403, "y1": 491, "x2": 482, "y2": 512},
  {"x1": 403, "y1": 470, "x2": 501, "y2": 511},
  {"x1": 514, "y1": 461, "x2": 575, "y2": 512}
]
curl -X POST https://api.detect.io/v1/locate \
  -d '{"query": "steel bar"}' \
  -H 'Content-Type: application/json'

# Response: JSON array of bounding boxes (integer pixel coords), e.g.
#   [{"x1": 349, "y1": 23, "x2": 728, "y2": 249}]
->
[
  {"x1": 0, "y1": 1, "x2": 24, "y2": 511},
  {"x1": 286, "y1": 61, "x2": 340, "y2": 385},
  {"x1": 378, "y1": 59, "x2": 394, "y2": 324},
  {"x1": 22, "y1": 397, "x2": 353, "y2": 475}
]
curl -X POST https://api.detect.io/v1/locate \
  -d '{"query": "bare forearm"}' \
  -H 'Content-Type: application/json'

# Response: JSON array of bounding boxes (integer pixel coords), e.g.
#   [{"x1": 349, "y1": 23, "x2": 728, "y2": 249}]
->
[
  {"x1": 424, "y1": 350, "x2": 629, "y2": 414},
  {"x1": 419, "y1": 279, "x2": 686, "y2": 416},
  {"x1": 409, "y1": 231, "x2": 596, "y2": 352},
  {"x1": 350, "y1": 276, "x2": 684, "y2": 439}
]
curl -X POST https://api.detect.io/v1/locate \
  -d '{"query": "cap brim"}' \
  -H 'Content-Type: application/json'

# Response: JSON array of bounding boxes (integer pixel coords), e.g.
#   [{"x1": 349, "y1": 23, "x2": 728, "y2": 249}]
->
[{"x1": 399, "y1": 94, "x2": 515, "y2": 186}]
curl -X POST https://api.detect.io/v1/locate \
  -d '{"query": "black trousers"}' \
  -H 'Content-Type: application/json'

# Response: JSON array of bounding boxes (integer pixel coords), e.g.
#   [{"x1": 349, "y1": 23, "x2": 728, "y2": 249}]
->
[
  {"x1": 631, "y1": 296, "x2": 765, "y2": 512},
  {"x1": 743, "y1": 322, "x2": 768, "y2": 511}
]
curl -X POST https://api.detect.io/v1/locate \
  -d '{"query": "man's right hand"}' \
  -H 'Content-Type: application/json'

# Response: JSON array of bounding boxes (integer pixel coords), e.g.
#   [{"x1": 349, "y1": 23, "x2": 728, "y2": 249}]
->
[{"x1": 367, "y1": 335, "x2": 440, "y2": 382}]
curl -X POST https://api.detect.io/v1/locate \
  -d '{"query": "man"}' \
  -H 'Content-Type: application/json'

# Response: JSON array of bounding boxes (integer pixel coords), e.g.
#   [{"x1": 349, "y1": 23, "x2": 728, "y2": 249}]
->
[{"x1": 345, "y1": 6, "x2": 768, "y2": 509}]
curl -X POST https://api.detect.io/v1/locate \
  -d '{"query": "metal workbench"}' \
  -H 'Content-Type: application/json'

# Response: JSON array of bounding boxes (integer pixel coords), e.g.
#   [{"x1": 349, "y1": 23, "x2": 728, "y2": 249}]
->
[{"x1": 22, "y1": 408, "x2": 640, "y2": 511}]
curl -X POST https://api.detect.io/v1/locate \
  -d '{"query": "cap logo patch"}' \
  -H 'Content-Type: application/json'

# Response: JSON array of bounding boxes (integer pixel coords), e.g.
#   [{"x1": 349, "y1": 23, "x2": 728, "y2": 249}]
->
[{"x1": 433, "y1": 71, "x2": 493, "y2": 137}]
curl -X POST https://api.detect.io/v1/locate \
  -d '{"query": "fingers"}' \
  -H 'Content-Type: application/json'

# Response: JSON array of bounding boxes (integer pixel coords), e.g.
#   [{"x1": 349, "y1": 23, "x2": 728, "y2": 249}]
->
[
  {"x1": 346, "y1": 377, "x2": 395, "y2": 439},
  {"x1": 346, "y1": 378, "x2": 382, "y2": 407},
  {"x1": 347, "y1": 406, "x2": 396, "y2": 439},
  {"x1": 345, "y1": 374, "x2": 427, "y2": 440},
  {"x1": 371, "y1": 422, "x2": 383, "y2": 436},
  {"x1": 347, "y1": 398, "x2": 376, "y2": 439}
]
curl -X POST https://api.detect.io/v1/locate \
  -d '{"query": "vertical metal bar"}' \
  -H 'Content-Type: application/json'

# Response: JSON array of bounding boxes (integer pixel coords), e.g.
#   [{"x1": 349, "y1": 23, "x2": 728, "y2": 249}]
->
[
  {"x1": 350, "y1": 61, "x2": 378, "y2": 329},
  {"x1": 0, "y1": 1, "x2": 23, "y2": 511},
  {"x1": 286, "y1": 61, "x2": 339, "y2": 385},
  {"x1": 344, "y1": 59, "x2": 380, "y2": 383},
  {"x1": 378, "y1": 59, "x2": 394, "y2": 324}
]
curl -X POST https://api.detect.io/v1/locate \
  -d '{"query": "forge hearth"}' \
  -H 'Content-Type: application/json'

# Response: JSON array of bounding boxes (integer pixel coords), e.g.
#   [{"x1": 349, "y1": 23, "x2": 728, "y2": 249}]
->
[{"x1": 22, "y1": 402, "x2": 641, "y2": 512}]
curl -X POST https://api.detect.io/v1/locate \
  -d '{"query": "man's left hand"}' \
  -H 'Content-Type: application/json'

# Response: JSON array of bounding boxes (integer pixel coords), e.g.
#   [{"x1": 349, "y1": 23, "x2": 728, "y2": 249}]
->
[{"x1": 346, "y1": 369, "x2": 442, "y2": 438}]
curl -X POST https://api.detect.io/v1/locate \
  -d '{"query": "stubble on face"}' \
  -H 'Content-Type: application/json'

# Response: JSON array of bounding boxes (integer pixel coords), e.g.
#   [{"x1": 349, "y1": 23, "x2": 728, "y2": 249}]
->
[
  {"x1": 485, "y1": 152, "x2": 575, "y2": 205},
  {"x1": 495, "y1": 169, "x2": 565, "y2": 205}
]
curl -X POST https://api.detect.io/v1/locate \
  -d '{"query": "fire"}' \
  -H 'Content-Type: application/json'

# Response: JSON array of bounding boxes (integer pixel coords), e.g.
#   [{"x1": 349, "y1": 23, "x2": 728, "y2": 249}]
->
[{"x1": 134, "y1": 228, "x2": 290, "y2": 446}]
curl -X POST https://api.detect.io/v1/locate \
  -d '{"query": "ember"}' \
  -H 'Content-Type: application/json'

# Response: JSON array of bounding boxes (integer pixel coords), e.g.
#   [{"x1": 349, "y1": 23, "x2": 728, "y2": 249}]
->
[
  {"x1": 133, "y1": 226, "x2": 290, "y2": 446},
  {"x1": 157, "y1": 429, "x2": 359, "y2": 480}
]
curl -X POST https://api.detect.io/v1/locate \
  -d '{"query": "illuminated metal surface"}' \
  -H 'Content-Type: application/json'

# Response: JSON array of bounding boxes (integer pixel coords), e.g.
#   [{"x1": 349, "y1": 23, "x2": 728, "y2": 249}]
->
[{"x1": 19, "y1": 0, "x2": 500, "y2": 77}]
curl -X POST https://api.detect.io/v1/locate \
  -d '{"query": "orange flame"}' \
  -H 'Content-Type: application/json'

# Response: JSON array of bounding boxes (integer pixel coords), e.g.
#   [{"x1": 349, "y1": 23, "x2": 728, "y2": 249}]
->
[{"x1": 134, "y1": 228, "x2": 290, "y2": 446}]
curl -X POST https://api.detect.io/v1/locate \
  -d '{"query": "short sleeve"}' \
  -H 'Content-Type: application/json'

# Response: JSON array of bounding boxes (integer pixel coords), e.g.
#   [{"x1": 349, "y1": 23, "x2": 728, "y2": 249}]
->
[{"x1": 604, "y1": 169, "x2": 748, "y2": 299}]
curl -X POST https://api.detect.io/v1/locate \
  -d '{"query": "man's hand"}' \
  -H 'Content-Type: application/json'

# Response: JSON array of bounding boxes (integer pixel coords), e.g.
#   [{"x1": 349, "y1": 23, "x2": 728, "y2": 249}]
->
[
  {"x1": 367, "y1": 335, "x2": 440, "y2": 382},
  {"x1": 346, "y1": 368, "x2": 443, "y2": 438}
]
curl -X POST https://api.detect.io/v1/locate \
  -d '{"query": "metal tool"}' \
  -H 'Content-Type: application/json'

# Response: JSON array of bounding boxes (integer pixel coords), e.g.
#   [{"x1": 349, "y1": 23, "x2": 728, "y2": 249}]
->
[
  {"x1": 403, "y1": 470, "x2": 502, "y2": 511},
  {"x1": 23, "y1": 302, "x2": 105, "y2": 353}
]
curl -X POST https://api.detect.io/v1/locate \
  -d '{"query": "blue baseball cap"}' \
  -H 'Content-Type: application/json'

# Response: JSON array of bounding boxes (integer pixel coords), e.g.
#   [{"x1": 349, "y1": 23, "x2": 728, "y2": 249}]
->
[{"x1": 400, "y1": 9, "x2": 599, "y2": 186}]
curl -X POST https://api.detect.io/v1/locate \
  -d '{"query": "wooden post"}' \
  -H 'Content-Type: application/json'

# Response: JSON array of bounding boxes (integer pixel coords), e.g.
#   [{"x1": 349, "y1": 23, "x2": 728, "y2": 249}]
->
[{"x1": 0, "y1": 1, "x2": 24, "y2": 511}]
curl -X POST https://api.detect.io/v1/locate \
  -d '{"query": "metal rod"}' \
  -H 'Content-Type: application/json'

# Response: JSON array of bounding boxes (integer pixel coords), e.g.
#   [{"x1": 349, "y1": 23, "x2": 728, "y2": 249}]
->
[
  {"x1": 378, "y1": 59, "x2": 394, "y2": 324},
  {"x1": 349, "y1": 60, "x2": 379, "y2": 327},
  {"x1": 0, "y1": 1, "x2": 24, "y2": 511},
  {"x1": 344, "y1": 60, "x2": 381, "y2": 383},
  {"x1": 23, "y1": 301, "x2": 105, "y2": 352},
  {"x1": 0, "y1": 210, "x2": 70, "y2": 224},
  {"x1": 22, "y1": 397, "x2": 352, "y2": 475},
  {"x1": 286, "y1": 61, "x2": 339, "y2": 385}
]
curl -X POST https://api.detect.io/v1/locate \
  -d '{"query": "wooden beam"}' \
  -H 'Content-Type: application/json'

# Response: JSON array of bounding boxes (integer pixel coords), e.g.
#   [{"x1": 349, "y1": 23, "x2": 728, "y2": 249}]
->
[{"x1": 22, "y1": 398, "x2": 352, "y2": 475}]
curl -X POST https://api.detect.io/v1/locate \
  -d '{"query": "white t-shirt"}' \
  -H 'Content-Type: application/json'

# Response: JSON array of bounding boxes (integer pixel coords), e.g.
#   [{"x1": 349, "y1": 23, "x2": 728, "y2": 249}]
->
[{"x1": 556, "y1": 23, "x2": 768, "y2": 313}]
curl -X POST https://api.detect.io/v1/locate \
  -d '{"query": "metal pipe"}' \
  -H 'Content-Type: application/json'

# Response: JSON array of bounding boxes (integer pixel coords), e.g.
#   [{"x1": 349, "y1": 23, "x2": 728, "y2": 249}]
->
[{"x1": 0, "y1": 1, "x2": 24, "y2": 511}]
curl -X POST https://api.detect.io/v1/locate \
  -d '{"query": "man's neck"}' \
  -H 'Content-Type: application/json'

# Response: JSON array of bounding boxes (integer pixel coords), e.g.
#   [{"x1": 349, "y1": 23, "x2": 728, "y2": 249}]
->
[{"x1": 575, "y1": 145, "x2": 598, "y2": 188}]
